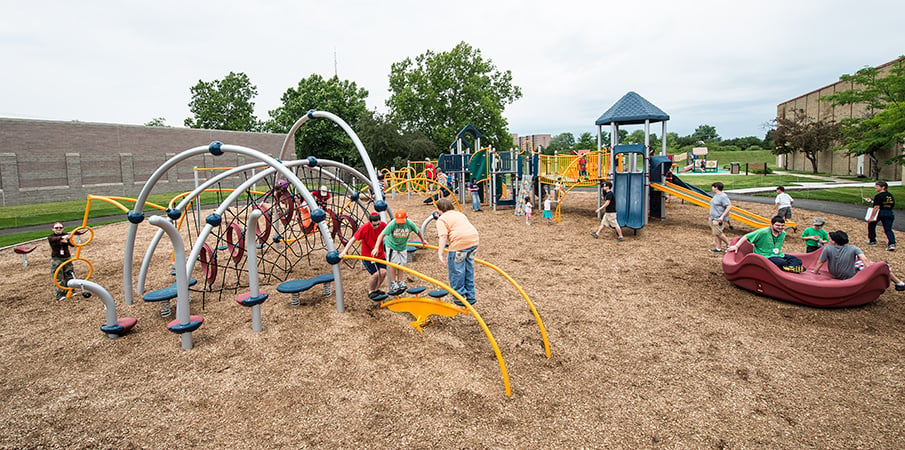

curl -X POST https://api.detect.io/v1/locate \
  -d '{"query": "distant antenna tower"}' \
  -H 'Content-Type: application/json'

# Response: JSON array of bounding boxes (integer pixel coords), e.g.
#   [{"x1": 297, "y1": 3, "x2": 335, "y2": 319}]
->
[{"x1": 334, "y1": 47, "x2": 338, "y2": 77}]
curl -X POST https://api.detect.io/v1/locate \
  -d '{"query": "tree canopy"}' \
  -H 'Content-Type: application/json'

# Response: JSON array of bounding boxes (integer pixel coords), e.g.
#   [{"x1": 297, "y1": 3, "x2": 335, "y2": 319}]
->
[
  {"x1": 184, "y1": 72, "x2": 261, "y2": 131},
  {"x1": 265, "y1": 74, "x2": 369, "y2": 163},
  {"x1": 822, "y1": 57, "x2": 905, "y2": 178},
  {"x1": 386, "y1": 41, "x2": 522, "y2": 153}
]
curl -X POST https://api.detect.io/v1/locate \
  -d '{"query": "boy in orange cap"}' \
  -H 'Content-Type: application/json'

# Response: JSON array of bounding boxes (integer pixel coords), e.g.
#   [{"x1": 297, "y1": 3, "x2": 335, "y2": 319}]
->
[{"x1": 372, "y1": 209, "x2": 427, "y2": 294}]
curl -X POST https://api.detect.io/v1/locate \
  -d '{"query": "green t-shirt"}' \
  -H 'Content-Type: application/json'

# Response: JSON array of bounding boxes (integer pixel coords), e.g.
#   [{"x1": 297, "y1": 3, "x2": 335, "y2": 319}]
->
[
  {"x1": 801, "y1": 227, "x2": 829, "y2": 252},
  {"x1": 382, "y1": 219, "x2": 419, "y2": 251},
  {"x1": 744, "y1": 226, "x2": 786, "y2": 258}
]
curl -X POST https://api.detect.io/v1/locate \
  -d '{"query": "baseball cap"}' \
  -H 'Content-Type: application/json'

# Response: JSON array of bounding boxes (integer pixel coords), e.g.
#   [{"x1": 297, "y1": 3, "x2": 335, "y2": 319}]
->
[
  {"x1": 319, "y1": 185, "x2": 328, "y2": 194},
  {"x1": 394, "y1": 209, "x2": 407, "y2": 224},
  {"x1": 812, "y1": 217, "x2": 825, "y2": 225}
]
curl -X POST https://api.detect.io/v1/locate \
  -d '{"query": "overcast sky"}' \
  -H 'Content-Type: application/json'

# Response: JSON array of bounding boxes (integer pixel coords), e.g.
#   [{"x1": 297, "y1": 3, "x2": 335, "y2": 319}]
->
[{"x1": 2, "y1": 0, "x2": 902, "y2": 142}]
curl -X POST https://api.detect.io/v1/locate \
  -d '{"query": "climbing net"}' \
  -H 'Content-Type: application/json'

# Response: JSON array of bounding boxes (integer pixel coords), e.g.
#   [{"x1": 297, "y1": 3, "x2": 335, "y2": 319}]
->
[{"x1": 181, "y1": 162, "x2": 373, "y2": 305}]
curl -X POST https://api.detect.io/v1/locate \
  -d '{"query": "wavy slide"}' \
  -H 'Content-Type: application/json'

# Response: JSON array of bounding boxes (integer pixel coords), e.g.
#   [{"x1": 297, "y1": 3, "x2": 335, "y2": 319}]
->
[{"x1": 651, "y1": 180, "x2": 797, "y2": 231}]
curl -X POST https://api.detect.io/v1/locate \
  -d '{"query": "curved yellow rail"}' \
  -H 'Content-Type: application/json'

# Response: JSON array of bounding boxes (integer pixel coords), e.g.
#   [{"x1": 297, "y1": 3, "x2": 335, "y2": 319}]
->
[
  {"x1": 410, "y1": 243, "x2": 551, "y2": 358},
  {"x1": 342, "y1": 254, "x2": 512, "y2": 396}
]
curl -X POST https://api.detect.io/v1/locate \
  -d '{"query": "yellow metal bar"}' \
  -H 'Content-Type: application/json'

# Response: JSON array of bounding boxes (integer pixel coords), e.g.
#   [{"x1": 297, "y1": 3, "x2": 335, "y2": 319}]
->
[
  {"x1": 342, "y1": 254, "x2": 512, "y2": 396},
  {"x1": 409, "y1": 242, "x2": 550, "y2": 358},
  {"x1": 651, "y1": 182, "x2": 797, "y2": 231}
]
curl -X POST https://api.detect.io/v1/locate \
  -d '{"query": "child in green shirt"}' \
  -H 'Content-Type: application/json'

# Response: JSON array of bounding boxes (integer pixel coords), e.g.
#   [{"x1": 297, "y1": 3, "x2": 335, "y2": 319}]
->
[{"x1": 801, "y1": 217, "x2": 829, "y2": 253}]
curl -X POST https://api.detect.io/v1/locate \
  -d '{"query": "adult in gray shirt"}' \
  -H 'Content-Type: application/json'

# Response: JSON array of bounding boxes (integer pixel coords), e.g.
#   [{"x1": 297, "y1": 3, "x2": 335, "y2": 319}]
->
[
  {"x1": 812, "y1": 230, "x2": 905, "y2": 290},
  {"x1": 708, "y1": 182, "x2": 732, "y2": 253}
]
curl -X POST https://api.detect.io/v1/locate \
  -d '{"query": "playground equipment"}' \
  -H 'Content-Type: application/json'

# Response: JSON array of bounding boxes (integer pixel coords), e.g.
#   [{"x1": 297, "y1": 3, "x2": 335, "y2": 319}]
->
[
  {"x1": 722, "y1": 237, "x2": 891, "y2": 307},
  {"x1": 13, "y1": 245, "x2": 36, "y2": 267},
  {"x1": 48, "y1": 109, "x2": 545, "y2": 395},
  {"x1": 67, "y1": 279, "x2": 137, "y2": 339},
  {"x1": 648, "y1": 156, "x2": 797, "y2": 231}
]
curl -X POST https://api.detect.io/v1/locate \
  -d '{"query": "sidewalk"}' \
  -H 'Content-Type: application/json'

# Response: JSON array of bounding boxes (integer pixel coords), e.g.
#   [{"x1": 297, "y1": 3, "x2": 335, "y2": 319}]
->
[{"x1": 725, "y1": 171, "x2": 905, "y2": 232}]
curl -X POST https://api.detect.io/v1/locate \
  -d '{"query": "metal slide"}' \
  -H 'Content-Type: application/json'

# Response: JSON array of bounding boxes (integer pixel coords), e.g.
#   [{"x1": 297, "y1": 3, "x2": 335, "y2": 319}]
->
[{"x1": 651, "y1": 181, "x2": 797, "y2": 231}]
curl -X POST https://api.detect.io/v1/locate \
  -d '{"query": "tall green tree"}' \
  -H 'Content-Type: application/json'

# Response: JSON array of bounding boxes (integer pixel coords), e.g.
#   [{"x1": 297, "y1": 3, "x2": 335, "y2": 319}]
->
[
  {"x1": 822, "y1": 57, "x2": 905, "y2": 179},
  {"x1": 691, "y1": 124, "x2": 721, "y2": 144},
  {"x1": 386, "y1": 41, "x2": 522, "y2": 152},
  {"x1": 575, "y1": 132, "x2": 596, "y2": 150},
  {"x1": 184, "y1": 72, "x2": 261, "y2": 131},
  {"x1": 265, "y1": 74, "x2": 369, "y2": 162},
  {"x1": 354, "y1": 112, "x2": 434, "y2": 171},
  {"x1": 771, "y1": 110, "x2": 840, "y2": 174},
  {"x1": 546, "y1": 132, "x2": 575, "y2": 154}
]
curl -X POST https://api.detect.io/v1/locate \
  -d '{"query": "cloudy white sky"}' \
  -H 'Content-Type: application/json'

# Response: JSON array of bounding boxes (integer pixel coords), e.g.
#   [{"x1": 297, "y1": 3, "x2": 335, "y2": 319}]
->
[{"x1": 1, "y1": 0, "x2": 902, "y2": 142}]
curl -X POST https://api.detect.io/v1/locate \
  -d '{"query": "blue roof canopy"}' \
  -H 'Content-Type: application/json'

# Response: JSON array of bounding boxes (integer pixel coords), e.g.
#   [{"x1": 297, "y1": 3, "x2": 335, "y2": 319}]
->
[{"x1": 595, "y1": 92, "x2": 669, "y2": 126}]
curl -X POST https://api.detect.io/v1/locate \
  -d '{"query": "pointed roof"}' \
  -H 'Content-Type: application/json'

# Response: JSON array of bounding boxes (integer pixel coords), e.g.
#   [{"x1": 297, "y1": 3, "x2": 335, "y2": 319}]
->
[{"x1": 595, "y1": 91, "x2": 669, "y2": 126}]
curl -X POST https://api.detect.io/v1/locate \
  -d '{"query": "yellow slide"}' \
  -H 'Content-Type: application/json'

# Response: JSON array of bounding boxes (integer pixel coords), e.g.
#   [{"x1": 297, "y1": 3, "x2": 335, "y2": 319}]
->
[{"x1": 651, "y1": 182, "x2": 797, "y2": 231}]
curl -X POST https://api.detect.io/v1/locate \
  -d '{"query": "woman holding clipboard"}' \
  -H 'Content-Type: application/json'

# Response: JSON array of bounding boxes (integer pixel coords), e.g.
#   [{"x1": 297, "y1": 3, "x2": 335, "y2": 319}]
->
[{"x1": 865, "y1": 181, "x2": 897, "y2": 251}]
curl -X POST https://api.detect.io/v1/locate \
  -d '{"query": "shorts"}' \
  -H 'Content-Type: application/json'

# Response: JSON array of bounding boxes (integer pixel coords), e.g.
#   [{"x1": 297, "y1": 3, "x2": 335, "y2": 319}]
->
[
  {"x1": 601, "y1": 212, "x2": 619, "y2": 228},
  {"x1": 709, "y1": 219, "x2": 726, "y2": 236},
  {"x1": 363, "y1": 259, "x2": 386, "y2": 275},
  {"x1": 778, "y1": 207, "x2": 792, "y2": 219},
  {"x1": 386, "y1": 248, "x2": 408, "y2": 266},
  {"x1": 542, "y1": 210, "x2": 553, "y2": 219}
]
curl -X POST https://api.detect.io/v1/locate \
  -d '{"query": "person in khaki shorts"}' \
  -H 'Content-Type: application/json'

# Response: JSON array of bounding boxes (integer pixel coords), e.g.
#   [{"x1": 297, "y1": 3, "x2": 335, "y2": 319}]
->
[
  {"x1": 708, "y1": 182, "x2": 732, "y2": 253},
  {"x1": 591, "y1": 181, "x2": 624, "y2": 241}
]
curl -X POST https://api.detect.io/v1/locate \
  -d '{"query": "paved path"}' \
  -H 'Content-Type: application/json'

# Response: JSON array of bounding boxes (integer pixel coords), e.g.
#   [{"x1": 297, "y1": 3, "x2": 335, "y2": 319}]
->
[{"x1": 725, "y1": 171, "x2": 905, "y2": 232}]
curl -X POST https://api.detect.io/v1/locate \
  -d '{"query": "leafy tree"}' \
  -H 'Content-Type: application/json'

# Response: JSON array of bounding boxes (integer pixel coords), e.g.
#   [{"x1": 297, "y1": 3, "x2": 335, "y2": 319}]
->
[
  {"x1": 354, "y1": 111, "x2": 435, "y2": 171},
  {"x1": 265, "y1": 74, "x2": 369, "y2": 162},
  {"x1": 822, "y1": 57, "x2": 905, "y2": 179},
  {"x1": 575, "y1": 132, "x2": 596, "y2": 150},
  {"x1": 184, "y1": 72, "x2": 261, "y2": 131},
  {"x1": 145, "y1": 117, "x2": 169, "y2": 127},
  {"x1": 547, "y1": 133, "x2": 575, "y2": 154},
  {"x1": 386, "y1": 41, "x2": 522, "y2": 152},
  {"x1": 771, "y1": 110, "x2": 840, "y2": 174},
  {"x1": 691, "y1": 124, "x2": 721, "y2": 143}
]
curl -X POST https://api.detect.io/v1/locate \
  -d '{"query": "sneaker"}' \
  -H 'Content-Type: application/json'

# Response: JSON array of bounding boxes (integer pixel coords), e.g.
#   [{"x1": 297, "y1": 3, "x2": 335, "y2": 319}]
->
[
  {"x1": 782, "y1": 265, "x2": 805, "y2": 273},
  {"x1": 398, "y1": 281, "x2": 407, "y2": 291},
  {"x1": 616, "y1": 237, "x2": 624, "y2": 241},
  {"x1": 591, "y1": 232, "x2": 598, "y2": 239},
  {"x1": 868, "y1": 241, "x2": 878, "y2": 246},
  {"x1": 374, "y1": 290, "x2": 386, "y2": 297},
  {"x1": 708, "y1": 248, "x2": 722, "y2": 253},
  {"x1": 367, "y1": 291, "x2": 379, "y2": 300},
  {"x1": 57, "y1": 296, "x2": 66, "y2": 301},
  {"x1": 896, "y1": 282, "x2": 905, "y2": 292},
  {"x1": 454, "y1": 298, "x2": 477, "y2": 307},
  {"x1": 888, "y1": 244, "x2": 896, "y2": 251}
]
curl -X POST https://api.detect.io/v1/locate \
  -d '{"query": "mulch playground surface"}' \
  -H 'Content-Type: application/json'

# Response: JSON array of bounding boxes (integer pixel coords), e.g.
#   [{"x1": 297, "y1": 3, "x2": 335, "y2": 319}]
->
[{"x1": 1, "y1": 192, "x2": 903, "y2": 448}]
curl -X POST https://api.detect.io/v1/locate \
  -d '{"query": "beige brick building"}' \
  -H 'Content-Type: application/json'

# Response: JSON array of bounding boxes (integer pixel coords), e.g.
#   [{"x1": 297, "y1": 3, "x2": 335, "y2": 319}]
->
[
  {"x1": 776, "y1": 57, "x2": 904, "y2": 180},
  {"x1": 0, "y1": 118, "x2": 290, "y2": 206}
]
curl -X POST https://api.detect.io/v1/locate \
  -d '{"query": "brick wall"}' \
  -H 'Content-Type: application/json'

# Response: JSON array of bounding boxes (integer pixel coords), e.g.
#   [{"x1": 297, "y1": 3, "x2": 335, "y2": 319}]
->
[
  {"x1": 776, "y1": 57, "x2": 904, "y2": 180},
  {"x1": 0, "y1": 118, "x2": 292, "y2": 206}
]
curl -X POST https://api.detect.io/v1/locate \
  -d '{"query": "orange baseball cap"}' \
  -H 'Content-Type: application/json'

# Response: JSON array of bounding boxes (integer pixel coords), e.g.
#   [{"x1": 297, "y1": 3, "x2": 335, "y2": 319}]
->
[{"x1": 394, "y1": 209, "x2": 407, "y2": 224}]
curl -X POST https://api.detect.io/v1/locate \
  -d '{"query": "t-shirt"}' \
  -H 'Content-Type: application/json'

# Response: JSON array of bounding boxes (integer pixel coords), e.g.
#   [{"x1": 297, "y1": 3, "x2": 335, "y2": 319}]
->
[
  {"x1": 354, "y1": 222, "x2": 386, "y2": 259},
  {"x1": 543, "y1": 199, "x2": 552, "y2": 212},
  {"x1": 744, "y1": 226, "x2": 786, "y2": 258},
  {"x1": 819, "y1": 244, "x2": 864, "y2": 280},
  {"x1": 874, "y1": 191, "x2": 895, "y2": 210},
  {"x1": 437, "y1": 210, "x2": 479, "y2": 251},
  {"x1": 801, "y1": 227, "x2": 829, "y2": 252},
  {"x1": 709, "y1": 192, "x2": 731, "y2": 220},
  {"x1": 382, "y1": 219, "x2": 419, "y2": 251},
  {"x1": 775, "y1": 192, "x2": 793, "y2": 209},
  {"x1": 603, "y1": 191, "x2": 616, "y2": 213},
  {"x1": 524, "y1": 202, "x2": 533, "y2": 215}
]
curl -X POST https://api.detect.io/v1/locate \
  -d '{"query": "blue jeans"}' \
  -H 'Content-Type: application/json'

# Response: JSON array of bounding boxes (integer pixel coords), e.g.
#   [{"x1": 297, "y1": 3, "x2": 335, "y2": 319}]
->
[
  {"x1": 471, "y1": 191, "x2": 481, "y2": 210},
  {"x1": 447, "y1": 245, "x2": 477, "y2": 303},
  {"x1": 868, "y1": 210, "x2": 896, "y2": 245},
  {"x1": 768, "y1": 255, "x2": 803, "y2": 269}
]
